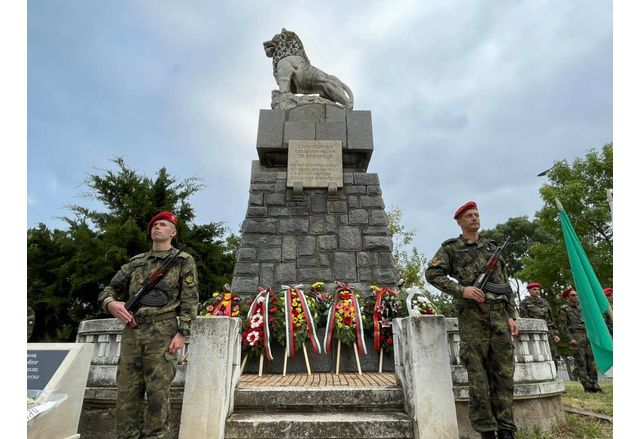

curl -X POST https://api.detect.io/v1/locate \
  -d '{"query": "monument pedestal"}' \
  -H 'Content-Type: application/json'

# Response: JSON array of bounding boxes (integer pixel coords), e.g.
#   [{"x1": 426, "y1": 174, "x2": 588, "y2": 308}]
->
[{"x1": 231, "y1": 103, "x2": 399, "y2": 295}]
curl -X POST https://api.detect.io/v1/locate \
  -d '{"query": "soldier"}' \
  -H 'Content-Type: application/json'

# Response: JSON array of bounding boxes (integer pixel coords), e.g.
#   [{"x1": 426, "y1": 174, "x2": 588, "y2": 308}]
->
[
  {"x1": 426, "y1": 201, "x2": 519, "y2": 439},
  {"x1": 603, "y1": 287, "x2": 613, "y2": 335},
  {"x1": 558, "y1": 286, "x2": 602, "y2": 393},
  {"x1": 99, "y1": 212, "x2": 199, "y2": 438},
  {"x1": 519, "y1": 282, "x2": 560, "y2": 367}
]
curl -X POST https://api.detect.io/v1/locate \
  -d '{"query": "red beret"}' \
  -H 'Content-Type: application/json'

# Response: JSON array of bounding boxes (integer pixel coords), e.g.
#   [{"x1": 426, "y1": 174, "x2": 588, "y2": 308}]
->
[
  {"x1": 453, "y1": 201, "x2": 478, "y2": 219},
  {"x1": 527, "y1": 282, "x2": 541, "y2": 289},
  {"x1": 603, "y1": 288, "x2": 613, "y2": 297},
  {"x1": 562, "y1": 286, "x2": 575, "y2": 299},
  {"x1": 147, "y1": 212, "x2": 178, "y2": 233}
]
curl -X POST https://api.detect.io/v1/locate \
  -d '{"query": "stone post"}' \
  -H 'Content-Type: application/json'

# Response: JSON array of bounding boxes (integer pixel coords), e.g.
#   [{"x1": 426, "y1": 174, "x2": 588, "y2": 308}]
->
[
  {"x1": 393, "y1": 315, "x2": 458, "y2": 439},
  {"x1": 178, "y1": 317, "x2": 242, "y2": 439}
]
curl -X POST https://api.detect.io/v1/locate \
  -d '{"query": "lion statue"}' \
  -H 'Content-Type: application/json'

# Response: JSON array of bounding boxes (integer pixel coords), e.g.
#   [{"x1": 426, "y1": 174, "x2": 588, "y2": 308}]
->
[{"x1": 263, "y1": 28, "x2": 354, "y2": 110}]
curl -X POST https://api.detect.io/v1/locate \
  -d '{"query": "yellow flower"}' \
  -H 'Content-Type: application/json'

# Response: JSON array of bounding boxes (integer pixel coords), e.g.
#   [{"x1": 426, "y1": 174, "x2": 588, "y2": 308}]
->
[
  {"x1": 212, "y1": 292, "x2": 220, "y2": 298},
  {"x1": 371, "y1": 285, "x2": 381, "y2": 292},
  {"x1": 312, "y1": 281, "x2": 325, "y2": 289},
  {"x1": 223, "y1": 293, "x2": 233, "y2": 300},
  {"x1": 337, "y1": 322, "x2": 343, "y2": 329}
]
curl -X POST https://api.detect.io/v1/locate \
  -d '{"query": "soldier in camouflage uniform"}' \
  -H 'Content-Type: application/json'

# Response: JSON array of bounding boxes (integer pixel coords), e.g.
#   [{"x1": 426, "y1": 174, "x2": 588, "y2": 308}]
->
[
  {"x1": 99, "y1": 212, "x2": 199, "y2": 439},
  {"x1": 519, "y1": 282, "x2": 560, "y2": 367},
  {"x1": 426, "y1": 201, "x2": 519, "y2": 439},
  {"x1": 558, "y1": 287, "x2": 602, "y2": 393}
]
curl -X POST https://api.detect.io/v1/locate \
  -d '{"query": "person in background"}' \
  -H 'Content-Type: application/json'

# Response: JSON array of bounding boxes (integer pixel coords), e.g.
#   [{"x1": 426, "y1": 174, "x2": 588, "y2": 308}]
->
[
  {"x1": 519, "y1": 282, "x2": 560, "y2": 368},
  {"x1": 558, "y1": 286, "x2": 602, "y2": 393}
]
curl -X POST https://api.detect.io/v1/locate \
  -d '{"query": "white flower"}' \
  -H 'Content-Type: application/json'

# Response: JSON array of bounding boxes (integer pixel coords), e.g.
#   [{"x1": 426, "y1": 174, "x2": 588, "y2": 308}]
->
[
  {"x1": 250, "y1": 313, "x2": 264, "y2": 328},
  {"x1": 246, "y1": 331, "x2": 260, "y2": 346}
]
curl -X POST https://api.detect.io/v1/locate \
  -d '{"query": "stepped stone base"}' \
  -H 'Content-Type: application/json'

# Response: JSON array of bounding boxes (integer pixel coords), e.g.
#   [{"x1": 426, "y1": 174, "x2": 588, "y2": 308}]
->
[{"x1": 225, "y1": 412, "x2": 413, "y2": 439}]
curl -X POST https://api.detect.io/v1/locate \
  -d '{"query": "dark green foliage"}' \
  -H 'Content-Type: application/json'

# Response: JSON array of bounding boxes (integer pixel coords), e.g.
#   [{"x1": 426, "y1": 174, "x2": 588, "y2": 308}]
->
[
  {"x1": 27, "y1": 158, "x2": 238, "y2": 342},
  {"x1": 482, "y1": 143, "x2": 612, "y2": 354}
]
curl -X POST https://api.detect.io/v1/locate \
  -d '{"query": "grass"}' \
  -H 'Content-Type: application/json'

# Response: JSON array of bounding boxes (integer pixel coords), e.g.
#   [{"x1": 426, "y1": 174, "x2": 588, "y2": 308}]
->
[{"x1": 516, "y1": 381, "x2": 613, "y2": 439}]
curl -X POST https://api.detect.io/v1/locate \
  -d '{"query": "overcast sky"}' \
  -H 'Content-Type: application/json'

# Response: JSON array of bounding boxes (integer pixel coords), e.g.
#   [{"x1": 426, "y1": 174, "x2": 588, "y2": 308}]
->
[
  {"x1": 11, "y1": 2, "x2": 640, "y2": 431},
  {"x1": 26, "y1": 0, "x2": 613, "y2": 261}
]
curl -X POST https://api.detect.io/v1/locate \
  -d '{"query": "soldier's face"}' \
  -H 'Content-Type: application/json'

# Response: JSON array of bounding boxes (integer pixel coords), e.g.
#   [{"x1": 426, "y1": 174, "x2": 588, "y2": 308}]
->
[
  {"x1": 457, "y1": 209, "x2": 480, "y2": 233},
  {"x1": 529, "y1": 287, "x2": 541, "y2": 298},
  {"x1": 568, "y1": 292, "x2": 578, "y2": 305},
  {"x1": 151, "y1": 220, "x2": 177, "y2": 242}
]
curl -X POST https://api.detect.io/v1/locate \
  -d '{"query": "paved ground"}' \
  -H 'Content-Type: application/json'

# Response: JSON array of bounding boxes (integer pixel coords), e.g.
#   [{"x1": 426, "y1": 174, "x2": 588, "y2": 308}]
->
[{"x1": 239, "y1": 372, "x2": 397, "y2": 388}]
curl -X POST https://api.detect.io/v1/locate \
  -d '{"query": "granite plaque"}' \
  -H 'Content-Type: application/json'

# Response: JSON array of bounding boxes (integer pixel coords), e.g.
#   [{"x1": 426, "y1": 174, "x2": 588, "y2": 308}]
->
[
  {"x1": 287, "y1": 140, "x2": 343, "y2": 188},
  {"x1": 27, "y1": 349, "x2": 69, "y2": 392}
]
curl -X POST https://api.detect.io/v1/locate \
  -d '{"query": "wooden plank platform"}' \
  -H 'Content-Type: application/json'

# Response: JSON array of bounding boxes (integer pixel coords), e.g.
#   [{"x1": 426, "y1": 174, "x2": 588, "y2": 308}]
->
[{"x1": 239, "y1": 372, "x2": 397, "y2": 388}]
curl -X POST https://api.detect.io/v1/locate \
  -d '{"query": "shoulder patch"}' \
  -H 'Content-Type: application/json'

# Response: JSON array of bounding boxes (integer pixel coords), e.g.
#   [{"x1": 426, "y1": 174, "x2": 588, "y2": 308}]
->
[{"x1": 441, "y1": 237, "x2": 458, "y2": 246}]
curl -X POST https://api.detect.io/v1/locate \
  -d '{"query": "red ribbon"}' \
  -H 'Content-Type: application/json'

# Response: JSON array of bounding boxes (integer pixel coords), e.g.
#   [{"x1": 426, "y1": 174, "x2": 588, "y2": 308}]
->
[{"x1": 373, "y1": 288, "x2": 399, "y2": 352}]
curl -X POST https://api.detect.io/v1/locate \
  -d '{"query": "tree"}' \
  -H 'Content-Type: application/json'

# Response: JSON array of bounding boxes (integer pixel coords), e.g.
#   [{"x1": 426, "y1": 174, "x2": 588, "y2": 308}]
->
[
  {"x1": 387, "y1": 207, "x2": 455, "y2": 316},
  {"x1": 521, "y1": 143, "x2": 613, "y2": 291},
  {"x1": 27, "y1": 158, "x2": 238, "y2": 342}
]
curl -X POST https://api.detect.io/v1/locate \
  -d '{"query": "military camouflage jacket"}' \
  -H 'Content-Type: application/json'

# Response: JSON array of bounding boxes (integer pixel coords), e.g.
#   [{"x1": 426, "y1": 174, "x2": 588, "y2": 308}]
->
[
  {"x1": 558, "y1": 303, "x2": 586, "y2": 340},
  {"x1": 98, "y1": 247, "x2": 199, "y2": 333},
  {"x1": 425, "y1": 235, "x2": 517, "y2": 319},
  {"x1": 519, "y1": 296, "x2": 558, "y2": 338}
]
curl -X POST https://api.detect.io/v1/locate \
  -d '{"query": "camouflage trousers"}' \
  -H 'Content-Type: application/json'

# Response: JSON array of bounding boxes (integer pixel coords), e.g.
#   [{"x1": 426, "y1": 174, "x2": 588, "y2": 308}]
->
[
  {"x1": 458, "y1": 302, "x2": 516, "y2": 433},
  {"x1": 116, "y1": 318, "x2": 178, "y2": 439},
  {"x1": 571, "y1": 332, "x2": 599, "y2": 390}
]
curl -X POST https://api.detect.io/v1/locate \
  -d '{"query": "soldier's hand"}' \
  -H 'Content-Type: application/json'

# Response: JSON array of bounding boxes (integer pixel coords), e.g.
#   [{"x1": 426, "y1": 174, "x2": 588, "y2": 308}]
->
[
  {"x1": 106, "y1": 301, "x2": 137, "y2": 326},
  {"x1": 462, "y1": 286, "x2": 485, "y2": 303},
  {"x1": 569, "y1": 339, "x2": 578, "y2": 345},
  {"x1": 169, "y1": 332, "x2": 186, "y2": 353},
  {"x1": 508, "y1": 318, "x2": 519, "y2": 336},
  {"x1": 554, "y1": 335, "x2": 560, "y2": 343}
]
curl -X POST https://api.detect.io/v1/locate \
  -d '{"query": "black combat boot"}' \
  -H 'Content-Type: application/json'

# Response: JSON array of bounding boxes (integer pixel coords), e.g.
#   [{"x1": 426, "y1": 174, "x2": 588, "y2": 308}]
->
[
  {"x1": 480, "y1": 432, "x2": 497, "y2": 439},
  {"x1": 497, "y1": 429, "x2": 516, "y2": 439}
]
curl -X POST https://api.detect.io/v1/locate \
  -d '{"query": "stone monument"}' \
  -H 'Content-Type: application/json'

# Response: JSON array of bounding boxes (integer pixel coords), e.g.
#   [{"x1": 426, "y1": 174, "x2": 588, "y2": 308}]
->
[{"x1": 231, "y1": 29, "x2": 399, "y2": 296}]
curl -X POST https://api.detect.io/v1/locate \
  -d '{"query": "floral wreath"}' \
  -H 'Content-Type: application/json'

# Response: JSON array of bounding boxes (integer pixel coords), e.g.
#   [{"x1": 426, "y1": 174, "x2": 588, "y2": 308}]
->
[
  {"x1": 242, "y1": 287, "x2": 278, "y2": 360},
  {"x1": 200, "y1": 290, "x2": 242, "y2": 317},
  {"x1": 323, "y1": 281, "x2": 367, "y2": 356},
  {"x1": 402, "y1": 285, "x2": 438, "y2": 316},
  {"x1": 276, "y1": 285, "x2": 322, "y2": 358},
  {"x1": 367, "y1": 285, "x2": 401, "y2": 353},
  {"x1": 309, "y1": 281, "x2": 332, "y2": 328}
]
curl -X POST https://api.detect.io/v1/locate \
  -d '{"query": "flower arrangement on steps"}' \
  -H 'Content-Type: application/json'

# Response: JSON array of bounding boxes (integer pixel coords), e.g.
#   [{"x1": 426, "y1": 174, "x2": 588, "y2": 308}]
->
[
  {"x1": 198, "y1": 280, "x2": 442, "y2": 376},
  {"x1": 273, "y1": 285, "x2": 322, "y2": 376},
  {"x1": 364, "y1": 285, "x2": 401, "y2": 372},
  {"x1": 241, "y1": 287, "x2": 278, "y2": 375},
  {"x1": 323, "y1": 281, "x2": 368, "y2": 375}
]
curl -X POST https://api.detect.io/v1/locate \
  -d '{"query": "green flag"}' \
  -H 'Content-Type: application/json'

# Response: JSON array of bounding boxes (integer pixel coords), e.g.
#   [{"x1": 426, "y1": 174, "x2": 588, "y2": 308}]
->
[{"x1": 557, "y1": 199, "x2": 613, "y2": 373}]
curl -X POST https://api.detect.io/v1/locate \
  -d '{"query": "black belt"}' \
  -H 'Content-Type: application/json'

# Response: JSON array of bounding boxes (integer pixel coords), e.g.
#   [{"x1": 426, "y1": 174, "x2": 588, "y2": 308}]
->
[{"x1": 135, "y1": 311, "x2": 177, "y2": 325}]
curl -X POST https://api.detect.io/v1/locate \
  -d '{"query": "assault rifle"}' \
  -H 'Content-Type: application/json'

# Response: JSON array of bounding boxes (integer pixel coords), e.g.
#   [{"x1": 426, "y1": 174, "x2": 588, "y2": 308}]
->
[
  {"x1": 472, "y1": 236, "x2": 511, "y2": 313},
  {"x1": 125, "y1": 243, "x2": 187, "y2": 313}
]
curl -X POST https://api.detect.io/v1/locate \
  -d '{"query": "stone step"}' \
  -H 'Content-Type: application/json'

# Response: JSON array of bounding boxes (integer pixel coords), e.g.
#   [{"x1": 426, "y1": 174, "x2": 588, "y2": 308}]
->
[
  {"x1": 224, "y1": 411, "x2": 414, "y2": 439},
  {"x1": 234, "y1": 385, "x2": 405, "y2": 411}
]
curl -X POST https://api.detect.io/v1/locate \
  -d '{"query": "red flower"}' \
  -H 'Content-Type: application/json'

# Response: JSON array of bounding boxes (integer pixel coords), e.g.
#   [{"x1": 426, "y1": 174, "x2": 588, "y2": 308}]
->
[
  {"x1": 270, "y1": 306, "x2": 277, "y2": 313},
  {"x1": 340, "y1": 292, "x2": 350, "y2": 300},
  {"x1": 344, "y1": 316, "x2": 352, "y2": 326},
  {"x1": 387, "y1": 338, "x2": 393, "y2": 345}
]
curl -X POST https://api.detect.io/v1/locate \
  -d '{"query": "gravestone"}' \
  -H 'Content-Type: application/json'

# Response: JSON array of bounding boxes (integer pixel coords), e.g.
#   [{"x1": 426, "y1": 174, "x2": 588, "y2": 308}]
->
[
  {"x1": 27, "y1": 343, "x2": 92, "y2": 439},
  {"x1": 231, "y1": 103, "x2": 399, "y2": 295}
]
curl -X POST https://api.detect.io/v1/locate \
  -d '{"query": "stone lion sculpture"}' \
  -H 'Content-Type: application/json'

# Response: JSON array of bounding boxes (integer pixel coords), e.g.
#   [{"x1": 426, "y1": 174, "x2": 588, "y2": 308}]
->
[{"x1": 263, "y1": 28, "x2": 354, "y2": 110}]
